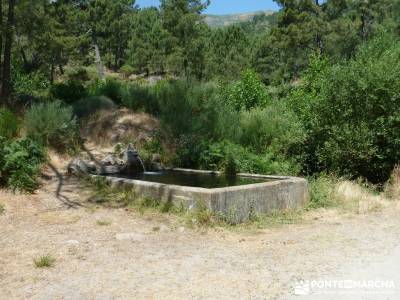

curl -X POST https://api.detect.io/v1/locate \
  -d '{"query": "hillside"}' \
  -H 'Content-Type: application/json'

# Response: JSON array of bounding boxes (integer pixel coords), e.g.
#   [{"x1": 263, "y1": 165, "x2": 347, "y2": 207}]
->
[{"x1": 204, "y1": 10, "x2": 275, "y2": 27}]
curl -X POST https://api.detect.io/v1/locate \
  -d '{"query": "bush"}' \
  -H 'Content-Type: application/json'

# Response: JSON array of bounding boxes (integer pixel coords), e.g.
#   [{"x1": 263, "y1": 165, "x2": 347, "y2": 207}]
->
[
  {"x1": 50, "y1": 80, "x2": 87, "y2": 104},
  {"x1": 307, "y1": 175, "x2": 337, "y2": 209},
  {"x1": 198, "y1": 141, "x2": 300, "y2": 175},
  {"x1": 237, "y1": 104, "x2": 305, "y2": 154},
  {"x1": 73, "y1": 96, "x2": 116, "y2": 119},
  {"x1": 156, "y1": 80, "x2": 231, "y2": 139},
  {"x1": 0, "y1": 138, "x2": 46, "y2": 192},
  {"x1": 89, "y1": 78, "x2": 124, "y2": 104},
  {"x1": 24, "y1": 101, "x2": 78, "y2": 151},
  {"x1": 66, "y1": 67, "x2": 90, "y2": 82},
  {"x1": 288, "y1": 35, "x2": 400, "y2": 183},
  {"x1": 121, "y1": 83, "x2": 159, "y2": 114},
  {"x1": 224, "y1": 155, "x2": 237, "y2": 178},
  {"x1": 173, "y1": 135, "x2": 209, "y2": 169},
  {"x1": 0, "y1": 108, "x2": 19, "y2": 139},
  {"x1": 12, "y1": 68, "x2": 50, "y2": 98},
  {"x1": 226, "y1": 69, "x2": 270, "y2": 111},
  {"x1": 120, "y1": 64, "x2": 135, "y2": 77}
]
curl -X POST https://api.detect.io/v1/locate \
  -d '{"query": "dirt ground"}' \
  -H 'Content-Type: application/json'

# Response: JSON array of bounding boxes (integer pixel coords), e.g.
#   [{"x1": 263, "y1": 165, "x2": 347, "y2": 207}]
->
[{"x1": 1, "y1": 164, "x2": 400, "y2": 300}]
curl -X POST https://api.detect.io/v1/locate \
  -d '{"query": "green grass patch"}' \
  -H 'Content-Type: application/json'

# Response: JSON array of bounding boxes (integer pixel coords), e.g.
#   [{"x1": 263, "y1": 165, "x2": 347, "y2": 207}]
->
[
  {"x1": 307, "y1": 174, "x2": 339, "y2": 209},
  {"x1": 96, "y1": 219, "x2": 112, "y2": 226},
  {"x1": 34, "y1": 255, "x2": 56, "y2": 268}
]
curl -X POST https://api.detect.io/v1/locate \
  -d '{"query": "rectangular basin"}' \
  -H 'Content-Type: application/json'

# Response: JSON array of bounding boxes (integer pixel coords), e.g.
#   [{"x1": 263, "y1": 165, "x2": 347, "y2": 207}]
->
[{"x1": 92, "y1": 168, "x2": 309, "y2": 222}]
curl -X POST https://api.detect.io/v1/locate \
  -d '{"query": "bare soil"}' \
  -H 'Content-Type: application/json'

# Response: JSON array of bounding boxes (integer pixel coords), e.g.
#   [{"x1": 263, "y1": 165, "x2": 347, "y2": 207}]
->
[{"x1": 1, "y1": 164, "x2": 400, "y2": 299}]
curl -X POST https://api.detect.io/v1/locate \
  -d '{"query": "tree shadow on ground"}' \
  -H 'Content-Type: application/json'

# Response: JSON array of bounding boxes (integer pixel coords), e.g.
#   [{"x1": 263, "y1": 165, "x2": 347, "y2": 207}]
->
[{"x1": 47, "y1": 163, "x2": 86, "y2": 209}]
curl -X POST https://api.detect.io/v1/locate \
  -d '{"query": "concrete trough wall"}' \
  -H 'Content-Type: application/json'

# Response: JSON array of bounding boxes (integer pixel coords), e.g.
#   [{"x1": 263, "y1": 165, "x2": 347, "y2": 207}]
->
[{"x1": 92, "y1": 168, "x2": 309, "y2": 222}]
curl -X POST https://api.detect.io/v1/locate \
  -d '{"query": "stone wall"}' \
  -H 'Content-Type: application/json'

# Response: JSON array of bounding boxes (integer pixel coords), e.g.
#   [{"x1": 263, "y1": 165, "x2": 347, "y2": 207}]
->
[{"x1": 92, "y1": 169, "x2": 309, "y2": 222}]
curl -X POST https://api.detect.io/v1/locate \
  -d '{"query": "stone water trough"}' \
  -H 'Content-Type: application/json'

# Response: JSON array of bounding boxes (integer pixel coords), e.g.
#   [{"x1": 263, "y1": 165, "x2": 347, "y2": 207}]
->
[{"x1": 69, "y1": 145, "x2": 309, "y2": 222}]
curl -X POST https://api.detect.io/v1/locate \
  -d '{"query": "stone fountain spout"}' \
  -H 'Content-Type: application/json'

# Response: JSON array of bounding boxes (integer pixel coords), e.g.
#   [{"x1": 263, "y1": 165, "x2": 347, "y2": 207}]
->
[{"x1": 122, "y1": 143, "x2": 145, "y2": 174}]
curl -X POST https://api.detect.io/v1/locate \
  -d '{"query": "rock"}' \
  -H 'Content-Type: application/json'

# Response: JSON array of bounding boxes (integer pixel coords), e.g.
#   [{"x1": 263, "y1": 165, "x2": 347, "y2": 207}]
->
[
  {"x1": 68, "y1": 158, "x2": 96, "y2": 175},
  {"x1": 177, "y1": 227, "x2": 185, "y2": 233},
  {"x1": 150, "y1": 162, "x2": 163, "y2": 172},
  {"x1": 159, "y1": 225, "x2": 170, "y2": 232},
  {"x1": 65, "y1": 240, "x2": 80, "y2": 245},
  {"x1": 152, "y1": 154, "x2": 162, "y2": 163},
  {"x1": 150, "y1": 154, "x2": 163, "y2": 171},
  {"x1": 68, "y1": 144, "x2": 146, "y2": 177},
  {"x1": 110, "y1": 133, "x2": 120, "y2": 142},
  {"x1": 101, "y1": 154, "x2": 117, "y2": 166},
  {"x1": 96, "y1": 165, "x2": 121, "y2": 175},
  {"x1": 115, "y1": 233, "x2": 146, "y2": 241}
]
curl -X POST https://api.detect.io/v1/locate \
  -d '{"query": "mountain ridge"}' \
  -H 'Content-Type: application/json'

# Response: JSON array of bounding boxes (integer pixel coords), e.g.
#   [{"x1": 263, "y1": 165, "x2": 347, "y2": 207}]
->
[{"x1": 204, "y1": 10, "x2": 276, "y2": 27}]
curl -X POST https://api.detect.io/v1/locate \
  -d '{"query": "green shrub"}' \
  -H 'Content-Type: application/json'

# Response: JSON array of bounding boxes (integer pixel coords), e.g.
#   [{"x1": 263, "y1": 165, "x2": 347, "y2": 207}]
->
[
  {"x1": 226, "y1": 69, "x2": 270, "y2": 111},
  {"x1": 224, "y1": 155, "x2": 237, "y2": 178},
  {"x1": 73, "y1": 96, "x2": 116, "y2": 118},
  {"x1": 307, "y1": 175, "x2": 338, "y2": 209},
  {"x1": 287, "y1": 34, "x2": 400, "y2": 183},
  {"x1": 67, "y1": 67, "x2": 90, "y2": 82},
  {"x1": 189, "y1": 200, "x2": 215, "y2": 226},
  {"x1": 237, "y1": 104, "x2": 305, "y2": 154},
  {"x1": 173, "y1": 135, "x2": 209, "y2": 169},
  {"x1": 89, "y1": 78, "x2": 124, "y2": 104},
  {"x1": 120, "y1": 64, "x2": 136, "y2": 77},
  {"x1": 11, "y1": 66, "x2": 50, "y2": 98},
  {"x1": 0, "y1": 138, "x2": 46, "y2": 192},
  {"x1": 0, "y1": 108, "x2": 19, "y2": 139},
  {"x1": 156, "y1": 80, "x2": 229, "y2": 138},
  {"x1": 199, "y1": 141, "x2": 300, "y2": 175},
  {"x1": 50, "y1": 80, "x2": 87, "y2": 104},
  {"x1": 24, "y1": 101, "x2": 78, "y2": 151},
  {"x1": 121, "y1": 83, "x2": 159, "y2": 114}
]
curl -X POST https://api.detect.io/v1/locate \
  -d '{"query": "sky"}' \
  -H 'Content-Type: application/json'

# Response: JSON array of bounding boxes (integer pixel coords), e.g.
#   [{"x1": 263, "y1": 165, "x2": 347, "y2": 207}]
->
[{"x1": 135, "y1": 0, "x2": 280, "y2": 15}]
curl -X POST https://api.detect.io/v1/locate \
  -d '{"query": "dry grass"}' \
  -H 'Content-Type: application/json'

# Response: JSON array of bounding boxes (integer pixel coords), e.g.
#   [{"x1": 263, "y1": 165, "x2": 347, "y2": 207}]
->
[
  {"x1": 334, "y1": 180, "x2": 386, "y2": 213},
  {"x1": 39, "y1": 212, "x2": 81, "y2": 225},
  {"x1": 385, "y1": 165, "x2": 400, "y2": 200},
  {"x1": 82, "y1": 109, "x2": 160, "y2": 147}
]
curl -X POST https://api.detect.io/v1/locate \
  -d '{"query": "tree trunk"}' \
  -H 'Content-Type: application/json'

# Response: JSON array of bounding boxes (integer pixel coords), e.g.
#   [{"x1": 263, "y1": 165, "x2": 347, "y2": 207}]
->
[
  {"x1": 316, "y1": 33, "x2": 324, "y2": 55},
  {"x1": 93, "y1": 43, "x2": 105, "y2": 80},
  {"x1": 1, "y1": 0, "x2": 16, "y2": 104},
  {"x1": 50, "y1": 62, "x2": 54, "y2": 84},
  {"x1": 114, "y1": 47, "x2": 118, "y2": 70},
  {"x1": 20, "y1": 48, "x2": 29, "y2": 70},
  {"x1": 59, "y1": 64, "x2": 64, "y2": 75},
  {"x1": 0, "y1": 0, "x2": 3, "y2": 81}
]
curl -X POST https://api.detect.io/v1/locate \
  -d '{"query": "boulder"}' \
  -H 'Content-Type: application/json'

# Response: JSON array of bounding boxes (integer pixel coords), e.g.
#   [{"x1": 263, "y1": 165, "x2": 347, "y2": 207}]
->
[
  {"x1": 69, "y1": 144, "x2": 146, "y2": 177},
  {"x1": 68, "y1": 158, "x2": 96, "y2": 175},
  {"x1": 152, "y1": 153, "x2": 162, "y2": 163},
  {"x1": 150, "y1": 153, "x2": 163, "y2": 171},
  {"x1": 96, "y1": 165, "x2": 122, "y2": 175}
]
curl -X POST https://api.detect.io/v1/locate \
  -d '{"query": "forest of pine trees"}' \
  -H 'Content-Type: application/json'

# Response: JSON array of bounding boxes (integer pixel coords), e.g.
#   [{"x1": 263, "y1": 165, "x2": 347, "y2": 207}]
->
[{"x1": 1, "y1": 0, "x2": 400, "y2": 191}]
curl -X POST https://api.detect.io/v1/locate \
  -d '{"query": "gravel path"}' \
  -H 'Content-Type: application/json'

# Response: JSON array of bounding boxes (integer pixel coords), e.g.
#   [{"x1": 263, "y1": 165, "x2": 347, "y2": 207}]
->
[{"x1": 1, "y1": 173, "x2": 400, "y2": 300}]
